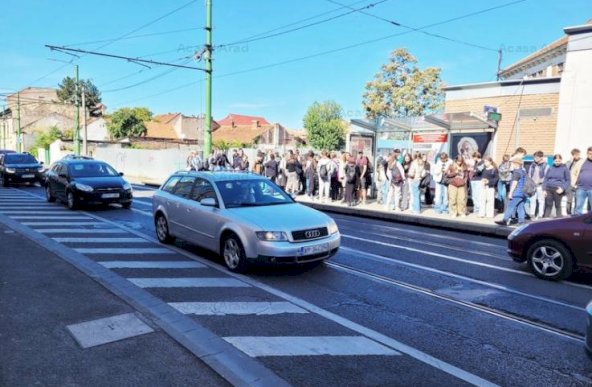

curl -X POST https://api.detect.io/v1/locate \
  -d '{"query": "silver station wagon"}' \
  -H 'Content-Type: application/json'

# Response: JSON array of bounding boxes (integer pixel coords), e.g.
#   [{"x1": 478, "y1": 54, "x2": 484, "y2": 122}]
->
[{"x1": 152, "y1": 171, "x2": 340, "y2": 272}]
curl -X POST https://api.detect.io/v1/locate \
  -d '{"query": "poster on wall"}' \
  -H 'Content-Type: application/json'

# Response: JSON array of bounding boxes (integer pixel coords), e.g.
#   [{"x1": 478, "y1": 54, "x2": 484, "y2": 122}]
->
[
  {"x1": 349, "y1": 135, "x2": 374, "y2": 158},
  {"x1": 412, "y1": 133, "x2": 448, "y2": 164},
  {"x1": 450, "y1": 133, "x2": 492, "y2": 163}
]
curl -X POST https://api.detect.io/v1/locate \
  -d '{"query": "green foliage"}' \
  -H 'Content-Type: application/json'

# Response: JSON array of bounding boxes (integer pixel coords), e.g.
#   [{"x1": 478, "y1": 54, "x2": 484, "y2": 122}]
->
[
  {"x1": 34, "y1": 126, "x2": 63, "y2": 149},
  {"x1": 57, "y1": 77, "x2": 102, "y2": 116},
  {"x1": 303, "y1": 101, "x2": 346, "y2": 151},
  {"x1": 63, "y1": 129, "x2": 73, "y2": 141},
  {"x1": 106, "y1": 107, "x2": 153, "y2": 139},
  {"x1": 213, "y1": 139, "x2": 249, "y2": 151},
  {"x1": 362, "y1": 48, "x2": 445, "y2": 119}
]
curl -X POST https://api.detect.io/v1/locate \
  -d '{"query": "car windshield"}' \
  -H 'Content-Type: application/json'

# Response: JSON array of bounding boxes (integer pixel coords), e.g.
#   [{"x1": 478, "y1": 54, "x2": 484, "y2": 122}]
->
[
  {"x1": 69, "y1": 162, "x2": 119, "y2": 178},
  {"x1": 5, "y1": 154, "x2": 37, "y2": 164},
  {"x1": 215, "y1": 179, "x2": 293, "y2": 208}
]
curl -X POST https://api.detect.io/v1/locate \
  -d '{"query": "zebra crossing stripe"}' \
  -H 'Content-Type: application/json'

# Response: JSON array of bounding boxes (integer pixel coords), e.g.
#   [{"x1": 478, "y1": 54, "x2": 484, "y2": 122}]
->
[
  {"x1": 169, "y1": 302, "x2": 308, "y2": 316},
  {"x1": 99, "y1": 261, "x2": 205, "y2": 269},
  {"x1": 128, "y1": 277, "x2": 249, "y2": 288},
  {"x1": 223, "y1": 336, "x2": 400, "y2": 357},
  {"x1": 11, "y1": 216, "x2": 91, "y2": 220},
  {"x1": 34, "y1": 229, "x2": 126, "y2": 234},
  {"x1": 54, "y1": 237, "x2": 148, "y2": 243},
  {"x1": 75, "y1": 248, "x2": 175, "y2": 255},
  {"x1": 23, "y1": 222, "x2": 103, "y2": 226}
]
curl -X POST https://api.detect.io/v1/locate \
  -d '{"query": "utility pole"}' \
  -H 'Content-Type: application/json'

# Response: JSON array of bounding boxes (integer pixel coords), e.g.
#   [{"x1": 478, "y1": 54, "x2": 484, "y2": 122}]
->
[
  {"x1": 74, "y1": 64, "x2": 80, "y2": 156},
  {"x1": 203, "y1": 0, "x2": 213, "y2": 158},
  {"x1": 17, "y1": 93, "x2": 21, "y2": 153},
  {"x1": 82, "y1": 86, "x2": 88, "y2": 156}
]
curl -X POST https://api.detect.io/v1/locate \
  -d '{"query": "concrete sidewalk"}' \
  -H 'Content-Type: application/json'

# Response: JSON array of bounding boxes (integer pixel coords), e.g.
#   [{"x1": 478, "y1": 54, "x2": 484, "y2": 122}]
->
[{"x1": 296, "y1": 196, "x2": 514, "y2": 238}]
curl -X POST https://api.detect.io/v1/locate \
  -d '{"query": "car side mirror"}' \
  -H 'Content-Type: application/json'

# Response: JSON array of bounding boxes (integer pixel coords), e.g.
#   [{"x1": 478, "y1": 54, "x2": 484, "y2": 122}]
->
[
  {"x1": 200, "y1": 197, "x2": 217, "y2": 207},
  {"x1": 119, "y1": 172, "x2": 124, "y2": 176},
  {"x1": 40, "y1": 161, "x2": 44, "y2": 165}
]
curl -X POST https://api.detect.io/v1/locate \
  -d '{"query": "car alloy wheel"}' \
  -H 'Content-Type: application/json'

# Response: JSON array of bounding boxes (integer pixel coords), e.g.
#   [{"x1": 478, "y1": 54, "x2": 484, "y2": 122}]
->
[
  {"x1": 223, "y1": 235, "x2": 247, "y2": 273},
  {"x1": 155, "y1": 214, "x2": 174, "y2": 244},
  {"x1": 527, "y1": 240, "x2": 573, "y2": 281},
  {"x1": 46, "y1": 184, "x2": 56, "y2": 202}
]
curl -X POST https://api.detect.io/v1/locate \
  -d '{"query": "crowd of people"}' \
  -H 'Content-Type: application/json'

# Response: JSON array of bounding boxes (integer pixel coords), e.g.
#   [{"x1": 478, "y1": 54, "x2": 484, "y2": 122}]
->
[{"x1": 185, "y1": 145, "x2": 592, "y2": 224}]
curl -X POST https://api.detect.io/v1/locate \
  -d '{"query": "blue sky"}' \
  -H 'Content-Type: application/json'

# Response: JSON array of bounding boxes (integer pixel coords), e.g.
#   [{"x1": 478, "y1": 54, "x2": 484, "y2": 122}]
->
[{"x1": 0, "y1": 0, "x2": 590, "y2": 128}]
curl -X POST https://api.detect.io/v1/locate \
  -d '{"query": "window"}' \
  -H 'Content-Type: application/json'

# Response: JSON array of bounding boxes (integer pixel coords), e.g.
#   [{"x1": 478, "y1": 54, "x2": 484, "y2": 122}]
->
[
  {"x1": 5, "y1": 154, "x2": 38, "y2": 164},
  {"x1": 162, "y1": 176, "x2": 181, "y2": 193},
  {"x1": 190, "y1": 178, "x2": 217, "y2": 203},
  {"x1": 69, "y1": 162, "x2": 118, "y2": 178},
  {"x1": 172, "y1": 176, "x2": 196, "y2": 198},
  {"x1": 215, "y1": 179, "x2": 292, "y2": 208}
]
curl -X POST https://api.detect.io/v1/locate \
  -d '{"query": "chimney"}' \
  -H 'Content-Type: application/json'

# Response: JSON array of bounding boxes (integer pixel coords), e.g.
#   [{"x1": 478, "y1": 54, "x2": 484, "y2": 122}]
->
[{"x1": 252, "y1": 119, "x2": 259, "y2": 129}]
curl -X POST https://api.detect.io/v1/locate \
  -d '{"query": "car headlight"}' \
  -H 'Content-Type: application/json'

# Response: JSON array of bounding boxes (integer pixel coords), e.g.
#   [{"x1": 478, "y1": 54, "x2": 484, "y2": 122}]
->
[
  {"x1": 5, "y1": 168, "x2": 15, "y2": 174},
  {"x1": 256, "y1": 231, "x2": 288, "y2": 241},
  {"x1": 328, "y1": 221, "x2": 339, "y2": 235},
  {"x1": 75, "y1": 183, "x2": 94, "y2": 192},
  {"x1": 123, "y1": 182, "x2": 132, "y2": 191},
  {"x1": 509, "y1": 223, "x2": 529, "y2": 239}
]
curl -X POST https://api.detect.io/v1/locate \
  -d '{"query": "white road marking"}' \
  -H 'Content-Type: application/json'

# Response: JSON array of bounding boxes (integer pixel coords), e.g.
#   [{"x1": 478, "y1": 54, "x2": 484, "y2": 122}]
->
[
  {"x1": 223, "y1": 336, "x2": 400, "y2": 357},
  {"x1": 342, "y1": 234, "x2": 529, "y2": 277},
  {"x1": 170, "y1": 302, "x2": 308, "y2": 316},
  {"x1": 22, "y1": 222, "x2": 103, "y2": 226},
  {"x1": 128, "y1": 277, "x2": 250, "y2": 288},
  {"x1": 75, "y1": 248, "x2": 175, "y2": 255},
  {"x1": 0, "y1": 210, "x2": 72, "y2": 214},
  {"x1": 334, "y1": 216, "x2": 504, "y2": 248},
  {"x1": 16, "y1": 188, "x2": 500, "y2": 387},
  {"x1": 11, "y1": 216, "x2": 91, "y2": 220},
  {"x1": 34, "y1": 228, "x2": 126, "y2": 234},
  {"x1": 99, "y1": 261, "x2": 205, "y2": 269},
  {"x1": 54, "y1": 237, "x2": 148, "y2": 243},
  {"x1": 339, "y1": 246, "x2": 586, "y2": 312},
  {"x1": 66, "y1": 313, "x2": 154, "y2": 349}
]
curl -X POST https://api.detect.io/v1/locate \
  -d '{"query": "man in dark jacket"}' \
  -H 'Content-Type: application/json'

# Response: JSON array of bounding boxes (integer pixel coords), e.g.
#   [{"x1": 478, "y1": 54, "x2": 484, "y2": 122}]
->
[
  {"x1": 264, "y1": 154, "x2": 279, "y2": 182},
  {"x1": 470, "y1": 152, "x2": 485, "y2": 214},
  {"x1": 543, "y1": 154, "x2": 570, "y2": 218},
  {"x1": 527, "y1": 151, "x2": 549, "y2": 219}
]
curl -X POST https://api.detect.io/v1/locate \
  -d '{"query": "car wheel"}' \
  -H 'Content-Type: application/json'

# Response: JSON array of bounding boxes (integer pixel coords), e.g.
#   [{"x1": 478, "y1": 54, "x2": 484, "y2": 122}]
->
[
  {"x1": 527, "y1": 239, "x2": 574, "y2": 281},
  {"x1": 122, "y1": 202, "x2": 132, "y2": 209},
  {"x1": 222, "y1": 234, "x2": 248, "y2": 273},
  {"x1": 155, "y1": 214, "x2": 175, "y2": 244},
  {"x1": 66, "y1": 190, "x2": 78, "y2": 210},
  {"x1": 46, "y1": 184, "x2": 56, "y2": 202}
]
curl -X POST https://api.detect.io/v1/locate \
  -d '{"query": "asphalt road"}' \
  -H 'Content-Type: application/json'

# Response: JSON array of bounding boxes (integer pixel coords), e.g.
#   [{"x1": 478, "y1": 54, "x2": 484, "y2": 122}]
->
[{"x1": 1, "y1": 183, "x2": 592, "y2": 386}]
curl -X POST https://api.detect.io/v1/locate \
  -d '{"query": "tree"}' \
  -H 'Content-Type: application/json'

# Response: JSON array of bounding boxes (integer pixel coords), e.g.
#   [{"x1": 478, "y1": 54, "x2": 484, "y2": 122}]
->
[
  {"x1": 57, "y1": 77, "x2": 102, "y2": 116},
  {"x1": 106, "y1": 107, "x2": 153, "y2": 139},
  {"x1": 303, "y1": 101, "x2": 346, "y2": 151},
  {"x1": 30, "y1": 126, "x2": 63, "y2": 157},
  {"x1": 362, "y1": 48, "x2": 445, "y2": 119}
]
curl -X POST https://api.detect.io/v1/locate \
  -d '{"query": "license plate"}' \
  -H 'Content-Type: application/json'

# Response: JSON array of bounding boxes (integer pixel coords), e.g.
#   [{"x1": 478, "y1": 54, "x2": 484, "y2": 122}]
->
[
  {"x1": 101, "y1": 193, "x2": 120, "y2": 199},
  {"x1": 299, "y1": 243, "x2": 329, "y2": 256},
  {"x1": 21, "y1": 174, "x2": 34, "y2": 178}
]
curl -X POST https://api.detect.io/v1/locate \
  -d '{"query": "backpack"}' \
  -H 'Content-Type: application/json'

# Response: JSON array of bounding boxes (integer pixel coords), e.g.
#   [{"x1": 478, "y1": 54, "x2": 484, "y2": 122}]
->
[
  {"x1": 346, "y1": 164, "x2": 357, "y2": 184},
  {"x1": 522, "y1": 174, "x2": 537, "y2": 197},
  {"x1": 390, "y1": 164, "x2": 403, "y2": 185},
  {"x1": 319, "y1": 164, "x2": 329, "y2": 181}
]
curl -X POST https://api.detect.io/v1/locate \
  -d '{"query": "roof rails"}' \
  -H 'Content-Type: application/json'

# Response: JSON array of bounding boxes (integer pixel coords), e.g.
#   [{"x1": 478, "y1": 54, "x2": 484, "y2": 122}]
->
[{"x1": 62, "y1": 154, "x2": 94, "y2": 160}]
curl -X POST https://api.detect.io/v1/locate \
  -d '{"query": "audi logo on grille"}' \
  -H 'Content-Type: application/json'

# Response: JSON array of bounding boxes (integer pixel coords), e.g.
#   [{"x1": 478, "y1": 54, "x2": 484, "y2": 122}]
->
[{"x1": 304, "y1": 230, "x2": 321, "y2": 239}]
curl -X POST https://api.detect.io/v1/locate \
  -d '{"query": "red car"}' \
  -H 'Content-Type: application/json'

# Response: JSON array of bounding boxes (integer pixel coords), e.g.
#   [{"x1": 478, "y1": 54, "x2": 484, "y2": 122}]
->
[{"x1": 507, "y1": 214, "x2": 592, "y2": 280}]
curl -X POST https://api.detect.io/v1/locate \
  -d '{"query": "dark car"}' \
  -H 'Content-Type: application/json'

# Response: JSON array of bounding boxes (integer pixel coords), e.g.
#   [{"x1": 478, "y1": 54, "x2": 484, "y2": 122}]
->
[
  {"x1": 0, "y1": 152, "x2": 45, "y2": 186},
  {"x1": 507, "y1": 214, "x2": 592, "y2": 280},
  {"x1": 45, "y1": 159, "x2": 133, "y2": 210}
]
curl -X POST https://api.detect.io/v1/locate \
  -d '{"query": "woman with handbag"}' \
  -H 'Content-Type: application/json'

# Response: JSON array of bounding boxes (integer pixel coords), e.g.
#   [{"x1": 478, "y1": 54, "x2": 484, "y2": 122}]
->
[
  {"x1": 408, "y1": 153, "x2": 425, "y2": 214},
  {"x1": 447, "y1": 155, "x2": 469, "y2": 218}
]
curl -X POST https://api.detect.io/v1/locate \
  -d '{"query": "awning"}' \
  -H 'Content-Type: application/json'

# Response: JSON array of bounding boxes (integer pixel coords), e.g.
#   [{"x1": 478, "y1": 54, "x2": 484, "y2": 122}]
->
[{"x1": 425, "y1": 112, "x2": 497, "y2": 132}]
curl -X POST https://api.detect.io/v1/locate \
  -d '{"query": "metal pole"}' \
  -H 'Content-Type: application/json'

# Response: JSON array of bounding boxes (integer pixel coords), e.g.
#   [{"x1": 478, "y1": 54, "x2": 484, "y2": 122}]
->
[
  {"x1": 1, "y1": 105, "x2": 5, "y2": 149},
  {"x1": 74, "y1": 65, "x2": 80, "y2": 156},
  {"x1": 203, "y1": 0, "x2": 213, "y2": 158},
  {"x1": 17, "y1": 93, "x2": 21, "y2": 152},
  {"x1": 82, "y1": 86, "x2": 88, "y2": 156}
]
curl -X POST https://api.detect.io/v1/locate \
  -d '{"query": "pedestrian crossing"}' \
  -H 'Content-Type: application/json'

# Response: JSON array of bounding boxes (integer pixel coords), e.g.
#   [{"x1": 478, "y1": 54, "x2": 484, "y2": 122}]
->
[{"x1": 0, "y1": 188, "x2": 410, "y2": 384}]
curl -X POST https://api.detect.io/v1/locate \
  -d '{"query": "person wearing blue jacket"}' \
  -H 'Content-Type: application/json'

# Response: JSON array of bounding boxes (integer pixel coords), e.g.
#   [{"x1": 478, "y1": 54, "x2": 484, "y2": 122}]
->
[
  {"x1": 496, "y1": 156, "x2": 527, "y2": 226},
  {"x1": 543, "y1": 154, "x2": 571, "y2": 218}
]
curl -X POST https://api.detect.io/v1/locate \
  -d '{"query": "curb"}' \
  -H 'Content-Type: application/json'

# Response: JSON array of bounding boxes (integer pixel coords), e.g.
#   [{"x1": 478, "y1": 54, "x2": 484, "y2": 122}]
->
[{"x1": 300, "y1": 201, "x2": 512, "y2": 238}]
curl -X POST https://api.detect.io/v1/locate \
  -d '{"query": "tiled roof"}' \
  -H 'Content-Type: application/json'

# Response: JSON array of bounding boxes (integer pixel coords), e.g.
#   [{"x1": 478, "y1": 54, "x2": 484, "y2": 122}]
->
[
  {"x1": 144, "y1": 120, "x2": 178, "y2": 139},
  {"x1": 213, "y1": 124, "x2": 273, "y2": 144},
  {"x1": 153, "y1": 113, "x2": 181, "y2": 124},
  {"x1": 218, "y1": 113, "x2": 271, "y2": 126}
]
